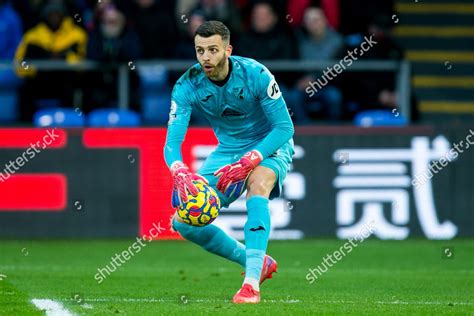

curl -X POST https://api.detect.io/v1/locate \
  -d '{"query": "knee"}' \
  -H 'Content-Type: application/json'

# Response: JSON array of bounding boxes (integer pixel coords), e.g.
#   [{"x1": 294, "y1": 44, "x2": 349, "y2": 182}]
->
[
  {"x1": 246, "y1": 167, "x2": 276, "y2": 198},
  {"x1": 247, "y1": 179, "x2": 272, "y2": 197}
]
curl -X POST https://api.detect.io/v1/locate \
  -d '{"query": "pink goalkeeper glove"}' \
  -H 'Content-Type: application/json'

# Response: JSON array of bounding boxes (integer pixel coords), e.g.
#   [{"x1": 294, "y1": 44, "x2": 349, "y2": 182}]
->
[
  {"x1": 170, "y1": 161, "x2": 208, "y2": 208},
  {"x1": 214, "y1": 150, "x2": 263, "y2": 198}
]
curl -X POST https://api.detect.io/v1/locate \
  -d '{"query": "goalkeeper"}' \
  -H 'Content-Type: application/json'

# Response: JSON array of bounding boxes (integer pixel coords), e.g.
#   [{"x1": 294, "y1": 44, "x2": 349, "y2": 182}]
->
[{"x1": 164, "y1": 21, "x2": 294, "y2": 304}]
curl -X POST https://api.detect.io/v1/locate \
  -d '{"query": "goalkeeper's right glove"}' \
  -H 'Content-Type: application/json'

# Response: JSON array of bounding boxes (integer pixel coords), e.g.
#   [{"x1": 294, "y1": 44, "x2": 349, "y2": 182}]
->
[{"x1": 170, "y1": 161, "x2": 208, "y2": 208}]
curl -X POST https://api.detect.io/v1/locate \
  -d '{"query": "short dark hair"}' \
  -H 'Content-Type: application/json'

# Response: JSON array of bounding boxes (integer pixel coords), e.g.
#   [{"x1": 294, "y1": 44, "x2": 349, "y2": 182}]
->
[{"x1": 195, "y1": 21, "x2": 230, "y2": 44}]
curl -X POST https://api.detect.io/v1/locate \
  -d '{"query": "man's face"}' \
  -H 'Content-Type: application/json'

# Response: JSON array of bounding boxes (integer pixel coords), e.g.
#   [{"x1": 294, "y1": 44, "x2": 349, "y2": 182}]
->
[
  {"x1": 194, "y1": 34, "x2": 232, "y2": 80},
  {"x1": 189, "y1": 15, "x2": 205, "y2": 36},
  {"x1": 252, "y1": 4, "x2": 276, "y2": 33},
  {"x1": 101, "y1": 8, "x2": 125, "y2": 38},
  {"x1": 304, "y1": 8, "x2": 326, "y2": 36},
  {"x1": 46, "y1": 11, "x2": 64, "y2": 31},
  {"x1": 136, "y1": 0, "x2": 155, "y2": 9}
]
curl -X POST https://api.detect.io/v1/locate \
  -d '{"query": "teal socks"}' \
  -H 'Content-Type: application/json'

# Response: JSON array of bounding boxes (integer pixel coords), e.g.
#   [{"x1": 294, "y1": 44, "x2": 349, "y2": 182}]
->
[
  {"x1": 172, "y1": 219, "x2": 246, "y2": 268},
  {"x1": 172, "y1": 194, "x2": 271, "y2": 284},
  {"x1": 244, "y1": 195, "x2": 270, "y2": 282}
]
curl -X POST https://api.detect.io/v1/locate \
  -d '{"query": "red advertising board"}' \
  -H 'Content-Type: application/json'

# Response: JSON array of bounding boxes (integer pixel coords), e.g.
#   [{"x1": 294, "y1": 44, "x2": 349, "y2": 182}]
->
[
  {"x1": 0, "y1": 128, "x2": 217, "y2": 239},
  {"x1": 83, "y1": 128, "x2": 217, "y2": 239}
]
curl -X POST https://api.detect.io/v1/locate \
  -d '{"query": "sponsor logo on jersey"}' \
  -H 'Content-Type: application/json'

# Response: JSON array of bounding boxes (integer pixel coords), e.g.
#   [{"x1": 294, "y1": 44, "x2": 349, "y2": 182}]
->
[
  {"x1": 222, "y1": 107, "x2": 245, "y2": 117},
  {"x1": 168, "y1": 101, "x2": 177, "y2": 125},
  {"x1": 267, "y1": 78, "x2": 281, "y2": 100}
]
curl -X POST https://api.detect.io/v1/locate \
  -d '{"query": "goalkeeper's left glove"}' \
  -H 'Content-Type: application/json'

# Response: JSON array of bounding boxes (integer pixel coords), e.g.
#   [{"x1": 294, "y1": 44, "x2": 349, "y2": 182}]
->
[{"x1": 214, "y1": 150, "x2": 262, "y2": 198}]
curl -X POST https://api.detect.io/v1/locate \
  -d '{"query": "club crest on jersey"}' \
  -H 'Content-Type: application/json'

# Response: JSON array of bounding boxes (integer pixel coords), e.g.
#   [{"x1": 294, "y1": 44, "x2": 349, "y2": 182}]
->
[
  {"x1": 232, "y1": 87, "x2": 244, "y2": 100},
  {"x1": 267, "y1": 78, "x2": 281, "y2": 100}
]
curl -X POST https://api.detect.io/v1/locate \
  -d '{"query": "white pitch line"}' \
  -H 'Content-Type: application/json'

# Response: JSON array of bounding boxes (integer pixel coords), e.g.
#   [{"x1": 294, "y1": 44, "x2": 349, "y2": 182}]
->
[
  {"x1": 59, "y1": 297, "x2": 474, "y2": 306},
  {"x1": 80, "y1": 303, "x2": 93, "y2": 309},
  {"x1": 31, "y1": 299, "x2": 75, "y2": 316},
  {"x1": 60, "y1": 297, "x2": 301, "y2": 304}
]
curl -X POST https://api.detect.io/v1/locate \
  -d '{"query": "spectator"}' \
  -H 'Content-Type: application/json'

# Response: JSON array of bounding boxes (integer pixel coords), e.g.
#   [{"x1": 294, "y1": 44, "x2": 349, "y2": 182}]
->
[
  {"x1": 12, "y1": 0, "x2": 89, "y2": 31},
  {"x1": 15, "y1": 2, "x2": 87, "y2": 66},
  {"x1": 241, "y1": 0, "x2": 287, "y2": 27},
  {"x1": 176, "y1": 0, "x2": 199, "y2": 22},
  {"x1": 344, "y1": 15, "x2": 405, "y2": 116},
  {"x1": 190, "y1": 0, "x2": 242, "y2": 37},
  {"x1": 0, "y1": 0, "x2": 22, "y2": 61},
  {"x1": 237, "y1": 1, "x2": 299, "y2": 122},
  {"x1": 176, "y1": 11, "x2": 206, "y2": 59},
  {"x1": 85, "y1": 5, "x2": 141, "y2": 112},
  {"x1": 286, "y1": 0, "x2": 312, "y2": 28},
  {"x1": 297, "y1": 6, "x2": 343, "y2": 60},
  {"x1": 14, "y1": 1, "x2": 87, "y2": 121},
  {"x1": 0, "y1": 0, "x2": 22, "y2": 122},
  {"x1": 292, "y1": 6, "x2": 344, "y2": 122},
  {"x1": 237, "y1": 1, "x2": 297, "y2": 60},
  {"x1": 83, "y1": 0, "x2": 133, "y2": 33},
  {"x1": 87, "y1": 5, "x2": 141, "y2": 62},
  {"x1": 131, "y1": 0, "x2": 178, "y2": 59},
  {"x1": 363, "y1": 15, "x2": 403, "y2": 60}
]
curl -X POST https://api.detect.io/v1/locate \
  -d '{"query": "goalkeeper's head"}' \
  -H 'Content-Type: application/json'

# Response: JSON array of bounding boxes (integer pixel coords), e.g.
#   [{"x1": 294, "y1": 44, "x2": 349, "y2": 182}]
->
[{"x1": 194, "y1": 21, "x2": 232, "y2": 81}]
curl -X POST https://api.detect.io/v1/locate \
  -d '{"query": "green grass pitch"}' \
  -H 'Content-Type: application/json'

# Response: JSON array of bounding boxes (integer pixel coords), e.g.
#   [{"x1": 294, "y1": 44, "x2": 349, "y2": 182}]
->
[{"x1": 0, "y1": 239, "x2": 473, "y2": 315}]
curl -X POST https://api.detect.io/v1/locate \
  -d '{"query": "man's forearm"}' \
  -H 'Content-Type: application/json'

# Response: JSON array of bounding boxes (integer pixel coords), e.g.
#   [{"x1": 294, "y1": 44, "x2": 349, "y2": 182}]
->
[{"x1": 253, "y1": 122, "x2": 294, "y2": 159}]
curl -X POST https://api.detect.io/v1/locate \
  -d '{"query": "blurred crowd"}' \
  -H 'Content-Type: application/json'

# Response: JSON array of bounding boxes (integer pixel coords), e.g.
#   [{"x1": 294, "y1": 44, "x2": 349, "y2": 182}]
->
[{"x1": 0, "y1": 0, "x2": 405, "y2": 124}]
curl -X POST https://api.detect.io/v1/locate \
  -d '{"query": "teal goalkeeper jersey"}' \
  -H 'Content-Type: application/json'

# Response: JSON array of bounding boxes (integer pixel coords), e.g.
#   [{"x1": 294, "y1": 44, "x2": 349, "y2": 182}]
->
[{"x1": 164, "y1": 55, "x2": 294, "y2": 167}]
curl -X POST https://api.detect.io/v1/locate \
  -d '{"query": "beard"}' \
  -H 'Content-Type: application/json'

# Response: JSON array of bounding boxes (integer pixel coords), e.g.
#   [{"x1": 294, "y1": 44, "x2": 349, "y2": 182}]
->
[
  {"x1": 101, "y1": 23, "x2": 124, "y2": 38},
  {"x1": 202, "y1": 52, "x2": 228, "y2": 80}
]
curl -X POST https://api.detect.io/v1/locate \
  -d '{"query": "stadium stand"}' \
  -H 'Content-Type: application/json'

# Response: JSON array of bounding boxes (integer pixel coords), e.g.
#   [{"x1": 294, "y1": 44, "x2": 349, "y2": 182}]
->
[
  {"x1": 139, "y1": 64, "x2": 171, "y2": 124},
  {"x1": 88, "y1": 108, "x2": 141, "y2": 127},
  {"x1": 354, "y1": 109, "x2": 408, "y2": 127},
  {"x1": 394, "y1": 0, "x2": 474, "y2": 121},
  {"x1": 33, "y1": 107, "x2": 85, "y2": 127}
]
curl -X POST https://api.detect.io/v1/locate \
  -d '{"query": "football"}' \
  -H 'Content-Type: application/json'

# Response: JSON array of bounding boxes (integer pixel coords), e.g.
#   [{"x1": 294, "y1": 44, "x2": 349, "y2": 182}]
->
[{"x1": 177, "y1": 180, "x2": 221, "y2": 226}]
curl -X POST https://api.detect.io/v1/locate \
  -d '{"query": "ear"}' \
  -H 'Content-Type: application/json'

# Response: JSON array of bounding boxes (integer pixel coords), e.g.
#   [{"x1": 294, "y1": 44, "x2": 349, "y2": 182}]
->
[{"x1": 225, "y1": 44, "x2": 233, "y2": 58}]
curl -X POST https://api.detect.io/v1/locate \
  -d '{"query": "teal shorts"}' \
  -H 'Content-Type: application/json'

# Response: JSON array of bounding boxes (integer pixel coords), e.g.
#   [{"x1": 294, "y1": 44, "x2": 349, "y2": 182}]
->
[{"x1": 198, "y1": 140, "x2": 295, "y2": 208}]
